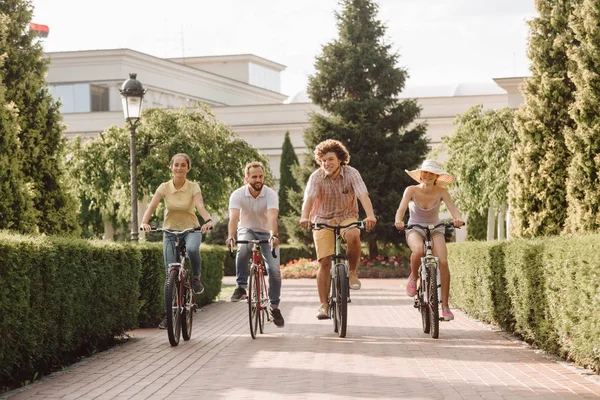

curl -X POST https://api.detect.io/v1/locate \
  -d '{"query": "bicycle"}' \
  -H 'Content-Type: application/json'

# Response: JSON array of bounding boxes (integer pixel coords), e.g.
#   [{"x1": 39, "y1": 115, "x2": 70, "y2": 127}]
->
[
  {"x1": 229, "y1": 239, "x2": 277, "y2": 339},
  {"x1": 146, "y1": 226, "x2": 201, "y2": 346},
  {"x1": 404, "y1": 222, "x2": 457, "y2": 339},
  {"x1": 311, "y1": 220, "x2": 366, "y2": 338}
]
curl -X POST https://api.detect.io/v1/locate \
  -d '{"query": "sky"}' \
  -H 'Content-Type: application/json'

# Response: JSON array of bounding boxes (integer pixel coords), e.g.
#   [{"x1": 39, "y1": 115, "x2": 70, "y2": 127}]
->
[{"x1": 32, "y1": 0, "x2": 537, "y2": 99}]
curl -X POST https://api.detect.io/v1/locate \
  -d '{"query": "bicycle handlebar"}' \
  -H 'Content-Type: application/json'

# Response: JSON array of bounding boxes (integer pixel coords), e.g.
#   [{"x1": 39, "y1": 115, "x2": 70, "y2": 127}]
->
[
  {"x1": 311, "y1": 220, "x2": 366, "y2": 230},
  {"x1": 142, "y1": 226, "x2": 203, "y2": 235},
  {"x1": 404, "y1": 222, "x2": 461, "y2": 231},
  {"x1": 228, "y1": 239, "x2": 278, "y2": 259}
]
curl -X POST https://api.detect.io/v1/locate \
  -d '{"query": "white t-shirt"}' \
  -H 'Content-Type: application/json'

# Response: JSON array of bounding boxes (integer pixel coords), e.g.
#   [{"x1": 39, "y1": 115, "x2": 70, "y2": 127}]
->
[{"x1": 229, "y1": 185, "x2": 279, "y2": 233}]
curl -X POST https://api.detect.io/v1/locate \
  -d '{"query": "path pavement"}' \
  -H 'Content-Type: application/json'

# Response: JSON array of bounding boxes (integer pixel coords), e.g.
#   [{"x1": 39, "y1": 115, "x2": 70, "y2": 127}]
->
[{"x1": 4, "y1": 278, "x2": 600, "y2": 399}]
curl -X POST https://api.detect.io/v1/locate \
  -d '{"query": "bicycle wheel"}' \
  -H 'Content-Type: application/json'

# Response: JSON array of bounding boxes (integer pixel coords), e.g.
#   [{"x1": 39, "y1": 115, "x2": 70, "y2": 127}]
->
[
  {"x1": 181, "y1": 270, "x2": 193, "y2": 341},
  {"x1": 335, "y1": 263, "x2": 348, "y2": 338},
  {"x1": 248, "y1": 265, "x2": 259, "y2": 339},
  {"x1": 428, "y1": 265, "x2": 440, "y2": 339},
  {"x1": 330, "y1": 263, "x2": 338, "y2": 332},
  {"x1": 419, "y1": 273, "x2": 430, "y2": 334},
  {"x1": 258, "y1": 269, "x2": 269, "y2": 334},
  {"x1": 166, "y1": 268, "x2": 181, "y2": 346}
]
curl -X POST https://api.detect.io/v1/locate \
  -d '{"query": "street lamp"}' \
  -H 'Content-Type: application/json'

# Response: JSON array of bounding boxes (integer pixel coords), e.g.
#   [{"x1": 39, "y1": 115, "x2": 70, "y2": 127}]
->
[{"x1": 120, "y1": 73, "x2": 146, "y2": 242}]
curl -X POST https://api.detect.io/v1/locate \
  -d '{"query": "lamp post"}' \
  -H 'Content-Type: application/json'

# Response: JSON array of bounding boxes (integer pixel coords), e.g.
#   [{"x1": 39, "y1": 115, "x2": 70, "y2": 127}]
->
[{"x1": 120, "y1": 73, "x2": 146, "y2": 242}]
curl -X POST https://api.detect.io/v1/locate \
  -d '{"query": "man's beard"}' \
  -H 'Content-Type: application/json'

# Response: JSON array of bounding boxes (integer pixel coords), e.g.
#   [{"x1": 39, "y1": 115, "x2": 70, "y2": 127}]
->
[{"x1": 251, "y1": 182, "x2": 263, "y2": 192}]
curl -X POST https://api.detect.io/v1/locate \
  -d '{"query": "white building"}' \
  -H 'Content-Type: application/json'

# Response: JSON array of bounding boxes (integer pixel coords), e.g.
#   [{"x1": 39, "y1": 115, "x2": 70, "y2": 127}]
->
[{"x1": 46, "y1": 48, "x2": 526, "y2": 240}]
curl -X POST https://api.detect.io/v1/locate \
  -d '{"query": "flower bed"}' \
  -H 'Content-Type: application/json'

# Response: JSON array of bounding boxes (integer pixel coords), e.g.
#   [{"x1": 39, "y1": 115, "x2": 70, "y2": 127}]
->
[{"x1": 281, "y1": 255, "x2": 410, "y2": 279}]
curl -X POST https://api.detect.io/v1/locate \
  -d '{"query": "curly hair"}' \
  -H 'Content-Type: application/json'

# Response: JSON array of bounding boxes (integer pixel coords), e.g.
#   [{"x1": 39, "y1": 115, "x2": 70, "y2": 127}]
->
[{"x1": 313, "y1": 139, "x2": 350, "y2": 166}]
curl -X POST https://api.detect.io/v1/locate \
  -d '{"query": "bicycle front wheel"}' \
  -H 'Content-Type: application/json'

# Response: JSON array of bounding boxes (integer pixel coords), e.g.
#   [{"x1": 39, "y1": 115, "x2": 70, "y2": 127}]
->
[
  {"x1": 419, "y1": 273, "x2": 430, "y2": 334},
  {"x1": 166, "y1": 269, "x2": 181, "y2": 346},
  {"x1": 248, "y1": 265, "x2": 259, "y2": 339},
  {"x1": 181, "y1": 270, "x2": 193, "y2": 341},
  {"x1": 428, "y1": 265, "x2": 440, "y2": 339},
  {"x1": 334, "y1": 263, "x2": 348, "y2": 338}
]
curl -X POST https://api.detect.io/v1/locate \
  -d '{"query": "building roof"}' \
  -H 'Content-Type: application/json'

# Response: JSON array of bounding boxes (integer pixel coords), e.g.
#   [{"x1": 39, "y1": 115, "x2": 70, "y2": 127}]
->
[{"x1": 288, "y1": 80, "x2": 507, "y2": 103}]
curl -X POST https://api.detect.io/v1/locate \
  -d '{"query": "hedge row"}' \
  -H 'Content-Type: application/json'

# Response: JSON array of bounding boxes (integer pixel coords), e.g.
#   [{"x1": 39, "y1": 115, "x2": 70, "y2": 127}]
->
[
  {"x1": 0, "y1": 233, "x2": 225, "y2": 390},
  {"x1": 448, "y1": 235, "x2": 600, "y2": 372}
]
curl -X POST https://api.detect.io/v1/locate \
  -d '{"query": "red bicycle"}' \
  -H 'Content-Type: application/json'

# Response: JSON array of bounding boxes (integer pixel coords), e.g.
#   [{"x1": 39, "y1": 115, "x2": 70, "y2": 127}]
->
[{"x1": 230, "y1": 239, "x2": 277, "y2": 339}]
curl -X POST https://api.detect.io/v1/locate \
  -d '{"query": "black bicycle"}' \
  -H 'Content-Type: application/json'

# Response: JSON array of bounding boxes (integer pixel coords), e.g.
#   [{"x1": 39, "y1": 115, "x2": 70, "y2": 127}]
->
[
  {"x1": 146, "y1": 226, "x2": 200, "y2": 346},
  {"x1": 311, "y1": 221, "x2": 365, "y2": 338},
  {"x1": 405, "y1": 222, "x2": 456, "y2": 339}
]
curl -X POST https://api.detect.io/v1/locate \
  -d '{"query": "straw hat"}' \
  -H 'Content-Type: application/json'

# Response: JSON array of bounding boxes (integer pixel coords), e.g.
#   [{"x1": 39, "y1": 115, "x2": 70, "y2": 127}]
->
[{"x1": 405, "y1": 160, "x2": 455, "y2": 186}]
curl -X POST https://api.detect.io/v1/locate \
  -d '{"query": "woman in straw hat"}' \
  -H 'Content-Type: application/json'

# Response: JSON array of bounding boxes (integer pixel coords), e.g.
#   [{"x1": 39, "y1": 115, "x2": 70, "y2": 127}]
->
[{"x1": 394, "y1": 160, "x2": 464, "y2": 321}]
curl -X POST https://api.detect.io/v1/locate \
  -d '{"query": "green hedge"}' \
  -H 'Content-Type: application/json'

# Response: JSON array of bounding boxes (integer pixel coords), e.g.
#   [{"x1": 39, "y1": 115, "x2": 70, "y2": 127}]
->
[
  {"x1": 0, "y1": 232, "x2": 226, "y2": 390},
  {"x1": 448, "y1": 235, "x2": 600, "y2": 372},
  {"x1": 223, "y1": 244, "x2": 313, "y2": 276}
]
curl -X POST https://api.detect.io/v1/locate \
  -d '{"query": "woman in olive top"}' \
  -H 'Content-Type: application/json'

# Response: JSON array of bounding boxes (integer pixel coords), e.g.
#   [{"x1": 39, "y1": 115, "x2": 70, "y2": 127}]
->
[{"x1": 141, "y1": 153, "x2": 213, "y2": 329}]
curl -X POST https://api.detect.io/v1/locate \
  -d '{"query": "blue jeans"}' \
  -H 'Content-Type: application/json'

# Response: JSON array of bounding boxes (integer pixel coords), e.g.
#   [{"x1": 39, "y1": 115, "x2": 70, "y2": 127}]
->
[
  {"x1": 236, "y1": 228, "x2": 281, "y2": 306},
  {"x1": 163, "y1": 231, "x2": 202, "y2": 312}
]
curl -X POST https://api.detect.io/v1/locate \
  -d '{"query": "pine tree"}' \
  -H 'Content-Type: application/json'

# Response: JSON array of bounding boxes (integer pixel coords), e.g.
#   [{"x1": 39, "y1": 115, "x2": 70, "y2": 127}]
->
[
  {"x1": 509, "y1": 0, "x2": 574, "y2": 237},
  {"x1": 293, "y1": 0, "x2": 428, "y2": 256},
  {"x1": 0, "y1": 0, "x2": 79, "y2": 235},
  {"x1": 564, "y1": 0, "x2": 600, "y2": 232},
  {"x1": 0, "y1": 14, "x2": 35, "y2": 232},
  {"x1": 278, "y1": 132, "x2": 300, "y2": 216}
]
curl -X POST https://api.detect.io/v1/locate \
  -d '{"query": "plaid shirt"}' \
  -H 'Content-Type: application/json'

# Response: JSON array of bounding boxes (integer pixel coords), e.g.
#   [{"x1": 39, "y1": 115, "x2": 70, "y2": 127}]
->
[{"x1": 304, "y1": 165, "x2": 368, "y2": 223}]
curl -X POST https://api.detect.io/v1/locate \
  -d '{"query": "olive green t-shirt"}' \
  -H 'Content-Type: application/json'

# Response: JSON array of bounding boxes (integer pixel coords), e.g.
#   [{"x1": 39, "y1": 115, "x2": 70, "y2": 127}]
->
[{"x1": 156, "y1": 180, "x2": 202, "y2": 230}]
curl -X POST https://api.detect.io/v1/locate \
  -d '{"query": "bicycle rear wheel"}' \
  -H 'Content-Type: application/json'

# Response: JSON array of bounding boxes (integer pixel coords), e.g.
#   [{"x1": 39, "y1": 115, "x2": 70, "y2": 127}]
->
[
  {"x1": 419, "y1": 272, "x2": 430, "y2": 334},
  {"x1": 181, "y1": 269, "x2": 193, "y2": 341},
  {"x1": 248, "y1": 265, "x2": 259, "y2": 339},
  {"x1": 428, "y1": 265, "x2": 440, "y2": 339},
  {"x1": 335, "y1": 263, "x2": 348, "y2": 338},
  {"x1": 166, "y1": 268, "x2": 181, "y2": 346}
]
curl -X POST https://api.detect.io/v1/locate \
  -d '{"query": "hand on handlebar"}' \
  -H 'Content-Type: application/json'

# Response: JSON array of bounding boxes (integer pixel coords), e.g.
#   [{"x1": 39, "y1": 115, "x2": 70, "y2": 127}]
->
[
  {"x1": 200, "y1": 220, "x2": 213, "y2": 234},
  {"x1": 299, "y1": 217, "x2": 311, "y2": 231},
  {"x1": 453, "y1": 219, "x2": 465, "y2": 228},
  {"x1": 394, "y1": 220, "x2": 405, "y2": 231},
  {"x1": 364, "y1": 215, "x2": 377, "y2": 232},
  {"x1": 226, "y1": 237, "x2": 236, "y2": 250},
  {"x1": 269, "y1": 235, "x2": 280, "y2": 250},
  {"x1": 140, "y1": 223, "x2": 152, "y2": 232}
]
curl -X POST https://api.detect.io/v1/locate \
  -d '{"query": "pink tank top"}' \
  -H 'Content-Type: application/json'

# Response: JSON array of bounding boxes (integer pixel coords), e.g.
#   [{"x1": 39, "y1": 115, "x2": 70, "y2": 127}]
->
[{"x1": 408, "y1": 196, "x2": 441, "y2": 225}]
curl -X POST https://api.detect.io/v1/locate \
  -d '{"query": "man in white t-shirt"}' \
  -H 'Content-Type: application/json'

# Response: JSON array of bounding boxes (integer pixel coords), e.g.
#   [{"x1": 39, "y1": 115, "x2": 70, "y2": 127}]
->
[{"x1": 226, "y1": 161, "x2": 284, "y2": 328}]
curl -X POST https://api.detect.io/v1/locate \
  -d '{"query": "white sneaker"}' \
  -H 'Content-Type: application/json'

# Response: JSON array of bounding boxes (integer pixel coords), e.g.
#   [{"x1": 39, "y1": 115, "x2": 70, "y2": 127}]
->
[{"x1": 349, "y1": 271, "x2": 361, "y2": 290}]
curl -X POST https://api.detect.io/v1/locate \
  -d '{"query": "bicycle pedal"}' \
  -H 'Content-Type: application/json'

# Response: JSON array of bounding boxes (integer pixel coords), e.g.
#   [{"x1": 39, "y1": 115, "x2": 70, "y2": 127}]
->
[{"x1": 348, "y1": 298, "x2": 351, "y2": 303}]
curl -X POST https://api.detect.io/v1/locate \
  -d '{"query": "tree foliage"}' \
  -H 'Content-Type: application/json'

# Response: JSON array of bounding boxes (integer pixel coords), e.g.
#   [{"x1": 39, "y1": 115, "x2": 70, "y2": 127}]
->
[
  {"x1": 442, "y1": 105, "x2": 517, "y2": 215},
  {"x1": 278, "y1": 132, "x2": 300, "y2": 216},
  {"x1": 509, "y1": 0, "x2": 574, "y2": 238},
  {"x1": 0, "y1": 0, "x2": 79, "y2": 235},
  {"x1": 0, "y1": 14, "x2": 35, "y2": 232},
  {"x1": 287, "y1": 0, "x2": 428, "y2": 256},
  {"x1": 66, "y1": 105, "x2": 271, "y2": 238},
  {"x1": 564, "y1": 0, "x2": 600, "y2": 233}
]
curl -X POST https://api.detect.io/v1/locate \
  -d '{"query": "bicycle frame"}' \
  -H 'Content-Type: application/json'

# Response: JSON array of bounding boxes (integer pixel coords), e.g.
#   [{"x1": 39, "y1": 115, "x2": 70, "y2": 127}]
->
[
  {"x1": 312, "y1": 220, "x2": 365, "y2": 338},
  {"x1": 234, "y1": 239, "x2": 276, "y2": 339},
  {"x1": 406, "y1": 222, "x2": 452, "y2": 339}
]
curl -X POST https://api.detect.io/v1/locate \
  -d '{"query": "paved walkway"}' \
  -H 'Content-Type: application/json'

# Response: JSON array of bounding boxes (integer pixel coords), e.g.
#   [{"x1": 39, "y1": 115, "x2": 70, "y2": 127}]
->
[{"x1": 4, "y1": 278, "x2": 600, "y2": 399}]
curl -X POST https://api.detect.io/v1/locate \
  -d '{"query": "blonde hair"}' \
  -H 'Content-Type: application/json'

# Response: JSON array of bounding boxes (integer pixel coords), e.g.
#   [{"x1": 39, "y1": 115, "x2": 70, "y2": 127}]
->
[
  {"x1": 170, "y1": 153, "x2": 191, "y2": 169},
  {"x1": 244, "y1": 161, "x2": 265, "y2": 177}
]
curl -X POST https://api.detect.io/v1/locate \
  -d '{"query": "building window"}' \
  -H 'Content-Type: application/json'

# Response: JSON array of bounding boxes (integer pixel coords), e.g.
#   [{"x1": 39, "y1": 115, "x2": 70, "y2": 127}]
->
[{"x1": 90, "y1": 85, "x2": 109, "y2": 111}]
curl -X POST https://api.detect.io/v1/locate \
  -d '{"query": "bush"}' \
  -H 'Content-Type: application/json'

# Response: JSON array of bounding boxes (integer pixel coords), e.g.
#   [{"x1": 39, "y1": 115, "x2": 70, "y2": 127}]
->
[{"x1": 281, "y1": 254, "x2": 410, "y2": 279}]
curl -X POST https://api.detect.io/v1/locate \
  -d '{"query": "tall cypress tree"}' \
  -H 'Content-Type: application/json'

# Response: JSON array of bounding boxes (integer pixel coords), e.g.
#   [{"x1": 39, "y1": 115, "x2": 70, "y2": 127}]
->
[
  {"x1": 278, "y1": 132, "x2": 300, "y2": 216},
  {"x1": 0, "y1": 15, "x2": 35, "y2": 232},
  {"x1": 509, "y1": 0, "x2": 574, "y2": 238},
  {"x1": 1, "y1": 0, "x2": 78, "y2": 235},
  {"x1": 300, "y1": 0, "x2": 428, "y2": 256},
  {"x1": 564, "y1": 0, "x2": 600, "y2": 232}
]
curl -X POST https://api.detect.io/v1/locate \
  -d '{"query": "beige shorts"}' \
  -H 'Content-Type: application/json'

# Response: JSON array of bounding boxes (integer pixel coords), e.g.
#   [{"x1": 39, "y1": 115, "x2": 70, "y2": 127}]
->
[{"x1": 313, "y1": 218, "x2": 359, "y2": 261}]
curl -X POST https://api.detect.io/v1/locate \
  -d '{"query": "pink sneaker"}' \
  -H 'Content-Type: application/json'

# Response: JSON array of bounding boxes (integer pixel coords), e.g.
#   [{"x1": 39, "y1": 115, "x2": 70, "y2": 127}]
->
[
  {"x1": 406, "y1": 279, "x2": 417, "y2": 297},
  {"x1": 442, "y1": 306, "x2": 454, "y2": 321}
]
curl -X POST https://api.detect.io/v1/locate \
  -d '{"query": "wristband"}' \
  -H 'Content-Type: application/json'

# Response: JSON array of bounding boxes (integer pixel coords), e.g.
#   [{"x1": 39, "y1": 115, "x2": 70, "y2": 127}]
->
[{"x1": 205, "y1": 219, "x2": 212, "y2": 223}]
